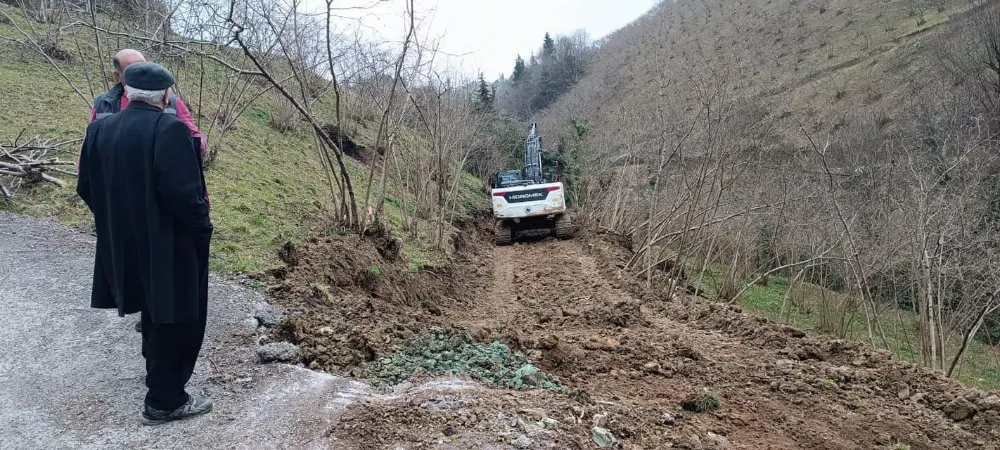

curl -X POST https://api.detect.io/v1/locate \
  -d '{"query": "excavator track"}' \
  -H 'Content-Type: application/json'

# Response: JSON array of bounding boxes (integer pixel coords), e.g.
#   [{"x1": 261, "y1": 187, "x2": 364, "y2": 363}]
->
[
  {"x1": 495, "y1": 221, "x2": 513, "y2": 245},
  {"x1": 554, "y1": 214, "x2": 574, "y2": 239}
]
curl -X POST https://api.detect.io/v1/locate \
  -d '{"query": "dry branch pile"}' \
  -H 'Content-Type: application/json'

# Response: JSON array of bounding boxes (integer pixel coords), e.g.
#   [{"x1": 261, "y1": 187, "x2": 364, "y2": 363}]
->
[{"x1": 0, "y1": 131, "x2": 79, "y2": 198}]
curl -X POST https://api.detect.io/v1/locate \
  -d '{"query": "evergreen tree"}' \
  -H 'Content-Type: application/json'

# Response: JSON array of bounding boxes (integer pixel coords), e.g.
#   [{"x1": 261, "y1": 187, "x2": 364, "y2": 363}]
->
[
  {"x1": 511, "y1": 55, "x2": 526, "y2": 84},
  {"x1": 542, "y1": 32, "x2": 556, "y2": 58},
  {"x1": 475, "y1": 72, "x2": 493, "y2": 113}
]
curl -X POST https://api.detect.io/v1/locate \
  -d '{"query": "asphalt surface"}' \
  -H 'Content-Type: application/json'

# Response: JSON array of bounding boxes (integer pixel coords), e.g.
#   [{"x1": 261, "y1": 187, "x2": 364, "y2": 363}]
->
[{"x1": 0, "y1": 211, "x2": 375, "y2": 449}]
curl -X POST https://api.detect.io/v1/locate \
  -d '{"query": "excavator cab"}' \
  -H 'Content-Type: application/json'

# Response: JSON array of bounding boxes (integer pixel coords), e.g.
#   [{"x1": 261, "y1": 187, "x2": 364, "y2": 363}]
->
[
  {"x1": 488, "y1": 123, "x2": 574, "y2": 245},
  {"x1": 490, "y1": 170, "x2": 531, "y2": 189}
]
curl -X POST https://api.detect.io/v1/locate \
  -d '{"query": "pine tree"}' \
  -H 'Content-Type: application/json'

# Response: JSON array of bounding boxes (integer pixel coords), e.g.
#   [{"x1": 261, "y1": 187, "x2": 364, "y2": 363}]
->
[
  {"x1": 542, "y1": 32, "x2": 556, "y2": 58},
  {"x1": 511, "y1": 55, "x2": 526, "y2": 84},
  {"x1": 475, "y1": 72, "x2": 493, "y2": 113}
]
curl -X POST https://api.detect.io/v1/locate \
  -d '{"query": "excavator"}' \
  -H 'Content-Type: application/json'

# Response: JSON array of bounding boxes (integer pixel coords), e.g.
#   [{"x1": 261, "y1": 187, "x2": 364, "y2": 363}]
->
[{"x1": 488, "y1": 123, "x2": 573, "y2": 245}]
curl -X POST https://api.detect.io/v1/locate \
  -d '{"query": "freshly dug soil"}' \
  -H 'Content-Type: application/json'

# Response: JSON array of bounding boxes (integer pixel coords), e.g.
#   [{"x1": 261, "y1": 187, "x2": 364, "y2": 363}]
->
[{"x1": 259, "y1": 217, "x2": 1000, "y2": 449}]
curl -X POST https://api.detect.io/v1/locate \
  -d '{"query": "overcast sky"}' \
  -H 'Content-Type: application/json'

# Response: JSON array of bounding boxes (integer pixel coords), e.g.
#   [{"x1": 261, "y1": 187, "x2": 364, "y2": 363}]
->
[{"x1": 321, "y1": 0, "x2": 661, "y2": 80}]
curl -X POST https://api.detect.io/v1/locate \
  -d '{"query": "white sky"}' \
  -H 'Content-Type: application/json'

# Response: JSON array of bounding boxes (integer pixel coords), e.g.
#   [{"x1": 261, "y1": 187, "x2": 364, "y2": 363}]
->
[{"x1": 321, "y1": 0, "x2": 661, "y2": 80}]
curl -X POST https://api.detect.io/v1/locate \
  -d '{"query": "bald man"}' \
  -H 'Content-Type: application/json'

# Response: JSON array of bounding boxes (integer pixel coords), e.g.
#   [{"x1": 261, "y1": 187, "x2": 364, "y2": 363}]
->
[
  {"x1": 89, "y1": 49, "x2": 206, "y2": 155},
  {"x1": 84, "y1": 49, "x2": 210, "y2": 334}
]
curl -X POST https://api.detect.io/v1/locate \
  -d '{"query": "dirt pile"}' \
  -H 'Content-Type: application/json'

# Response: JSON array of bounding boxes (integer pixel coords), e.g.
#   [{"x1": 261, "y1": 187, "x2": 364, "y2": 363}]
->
[
  {"x1": 260, "y1": 232, "x2": 460, "y2": 375},
  {"x1": 256, "y1": 220, "x2": 999, "y2": 449}
]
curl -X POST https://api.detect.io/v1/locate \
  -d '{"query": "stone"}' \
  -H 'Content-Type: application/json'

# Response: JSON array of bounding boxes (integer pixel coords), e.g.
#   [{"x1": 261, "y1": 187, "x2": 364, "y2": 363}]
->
[
  {"x1": 519, "y1": 408, "x2": 547, "y2": 420},
  {"x1": 253, "y1": 305, "x2": 285, "y2": 327},
  {"x1": 910, "y1": 392, "x2": 926, "y2": 403},
  {"x1": 512, "y1": 434, "x2": 533, "y2": 449},
  {"x1": 592, "y1": 427, "x2": 616, "y2": 448},
  {"x1": 256, "y1": 342, "x2": 300, "y2": 363},
  {"x1": 775, "y1": 359, "x2": 796, "y2": 372},
  {"x1": 980, "y1": 395, "x2": 1000, "y2": 411},
  {"x1": 661, "y1": 412, "x2": 677, "y2": 425},
  {"x1": 705, "y1": 432, "x2": 731, "y2": 449},
  {"x1": 897, "y1": 384, "x2": 911, "y2": 400},
  {"x1": 540, "y1": 417, "x2": 559, "y2": 429}
]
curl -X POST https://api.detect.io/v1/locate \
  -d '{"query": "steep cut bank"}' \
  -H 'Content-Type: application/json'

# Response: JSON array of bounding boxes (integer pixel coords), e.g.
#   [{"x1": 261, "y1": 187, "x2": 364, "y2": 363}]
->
[{"x1": 255, "y1": 216, "x2": 1000, "y2": 449}]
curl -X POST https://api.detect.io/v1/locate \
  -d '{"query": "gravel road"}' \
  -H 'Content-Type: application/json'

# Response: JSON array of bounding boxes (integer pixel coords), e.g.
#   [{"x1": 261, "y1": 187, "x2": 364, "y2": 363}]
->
[{"x1": 0, "y1": 211, "x2": 376, "y2": 449}]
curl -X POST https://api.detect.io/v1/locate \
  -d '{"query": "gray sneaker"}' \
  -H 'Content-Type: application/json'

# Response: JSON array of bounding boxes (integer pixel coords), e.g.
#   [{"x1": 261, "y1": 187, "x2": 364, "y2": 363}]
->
[{"x1": 141, "y1": 394, "x2": 213, "y2": 426}]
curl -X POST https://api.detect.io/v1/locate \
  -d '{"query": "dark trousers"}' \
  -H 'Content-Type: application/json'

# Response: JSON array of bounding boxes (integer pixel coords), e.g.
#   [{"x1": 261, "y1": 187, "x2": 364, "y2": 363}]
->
[
  {"x1": 140, "y1": 309, "x2": 208, "y2": 410},
  {"x1": 139, "y1": 236, "x2": 211, "y2": 410}
]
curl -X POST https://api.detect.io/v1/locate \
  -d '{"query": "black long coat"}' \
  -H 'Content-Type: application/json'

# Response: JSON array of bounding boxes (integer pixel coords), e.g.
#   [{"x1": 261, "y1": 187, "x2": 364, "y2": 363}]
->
[{"x1": 76, "y1": 101, "x2": 212, "y2": 325}]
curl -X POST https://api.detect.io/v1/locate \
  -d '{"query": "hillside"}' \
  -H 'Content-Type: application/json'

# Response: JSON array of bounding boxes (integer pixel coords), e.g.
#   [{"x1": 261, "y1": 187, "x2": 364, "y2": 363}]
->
[
  {"x1": 539, "y1": 0, "x2": 974, "y2": 151},
  {"x1": 512, "y1": 0, "x2": 1000, "y2": 391},
  {"x1": 0, "y1": 3, "x2": 487, "y2": 273}
]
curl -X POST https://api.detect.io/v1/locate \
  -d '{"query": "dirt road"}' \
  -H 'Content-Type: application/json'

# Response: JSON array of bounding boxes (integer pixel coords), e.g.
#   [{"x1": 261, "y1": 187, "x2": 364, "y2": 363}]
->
[{"x1": 270, "y1": 221, "x2": 1000, "y2": 449}]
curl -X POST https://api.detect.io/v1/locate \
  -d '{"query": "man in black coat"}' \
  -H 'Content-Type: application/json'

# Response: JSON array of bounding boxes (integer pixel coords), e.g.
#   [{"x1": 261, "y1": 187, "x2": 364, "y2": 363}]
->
[{"x1": 76, "y1": 61, "x2": 214, "y2": 425}]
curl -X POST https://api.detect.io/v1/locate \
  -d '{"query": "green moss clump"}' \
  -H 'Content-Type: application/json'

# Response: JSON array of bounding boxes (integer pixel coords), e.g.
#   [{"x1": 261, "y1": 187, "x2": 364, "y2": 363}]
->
[{"x1": 365, "y1": 328, "x2": 565, "y2": 392}]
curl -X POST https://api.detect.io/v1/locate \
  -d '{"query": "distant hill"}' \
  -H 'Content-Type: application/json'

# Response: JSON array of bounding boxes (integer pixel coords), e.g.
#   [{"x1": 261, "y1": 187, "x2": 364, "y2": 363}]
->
[{"x1": 539, "y1": 0, "x2": 977, "y2": 159}]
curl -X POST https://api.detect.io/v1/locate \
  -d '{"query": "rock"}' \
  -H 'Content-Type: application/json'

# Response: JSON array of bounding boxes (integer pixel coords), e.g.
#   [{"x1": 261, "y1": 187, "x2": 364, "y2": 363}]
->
[
  {"x1": 513, "y1": 364, "x2": 542, "y2": 387},
  {"x1": 519, "y1": 408, "x2": 547, "y2": 421},
  {"x1": 643, "y1": 361, "x2": 662, "y2": 373},
  {"x1": 705, "y1": 432, "x2": 731, "y2": 449},
  {"x1": 661, "y1": 412, "x2": 676, "y2": 425},
  {"x1": 897, "y1": 384, "x2": 911, "y2": 400},
  {"x1": 256, "y1": 342, "x2": 299, "y2": 363},
  {"x1": 517, "y1": 417, "x2": 545, "y2": 437},
  {"x1": 540, "y1": 417, "x2": 559, "y2": 429},
  {"x1": 910, "y1": 392, "x2": 926, "y2": 404},
  {"x1": 775, "y1": 359, "x2": 796, "y2": 372},
  {"x1": 243, "y1": 318, "x2": 260, "y2": 331},
  {"x1": 980, "y1": 395, "x2": 1000, "y2": 411},
  {"x1": 512, "y1": 434, "x2": 533, "y2": 449},
  {"x1": 592, "y1": 427, "x2": 616, "y2": 448},
  {"x1": 253, "y1": 305, "x2": 284, "y2": 327},
  {"x1": 944, "y1": 397, "x2": 978, "y2": 422},
  {"x1": 583, "y1": 337, "x2": 621, "y2": 351}
]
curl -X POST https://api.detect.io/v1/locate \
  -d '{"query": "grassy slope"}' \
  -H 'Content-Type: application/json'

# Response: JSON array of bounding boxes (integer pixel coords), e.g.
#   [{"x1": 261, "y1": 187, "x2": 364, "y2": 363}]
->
[
  {"x1": 0, "y1": 5, "x2": 486, "y2": 273},
  {"x1": 689, "y1": 263, "x2": 1000, "y2": 391}
]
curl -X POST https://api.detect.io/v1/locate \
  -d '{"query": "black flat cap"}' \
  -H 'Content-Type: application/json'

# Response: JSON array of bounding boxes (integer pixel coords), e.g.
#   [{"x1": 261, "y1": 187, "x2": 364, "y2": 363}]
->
[{"x1": 123, "y1": 62, "x2": 175, "y2": 91}]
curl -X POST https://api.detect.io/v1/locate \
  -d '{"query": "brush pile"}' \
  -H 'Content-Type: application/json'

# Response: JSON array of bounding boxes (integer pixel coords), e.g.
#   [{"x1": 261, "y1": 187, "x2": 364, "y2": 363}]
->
[{"x1": 0, "y1": 131, "x2": 78, "y2": 198}]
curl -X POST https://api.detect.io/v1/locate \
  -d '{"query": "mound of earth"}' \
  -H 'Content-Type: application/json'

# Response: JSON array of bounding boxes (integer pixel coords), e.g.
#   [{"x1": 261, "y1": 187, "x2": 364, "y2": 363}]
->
[{"x1": 255, "y1": 217, "x2": 1000, "y2": 449}]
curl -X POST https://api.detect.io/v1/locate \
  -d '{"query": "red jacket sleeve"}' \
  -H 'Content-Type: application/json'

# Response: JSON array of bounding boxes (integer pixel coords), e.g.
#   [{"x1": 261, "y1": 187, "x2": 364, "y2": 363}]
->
[{"x1": 173, "y1": 98, "x2": 207, "y2": 155}]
